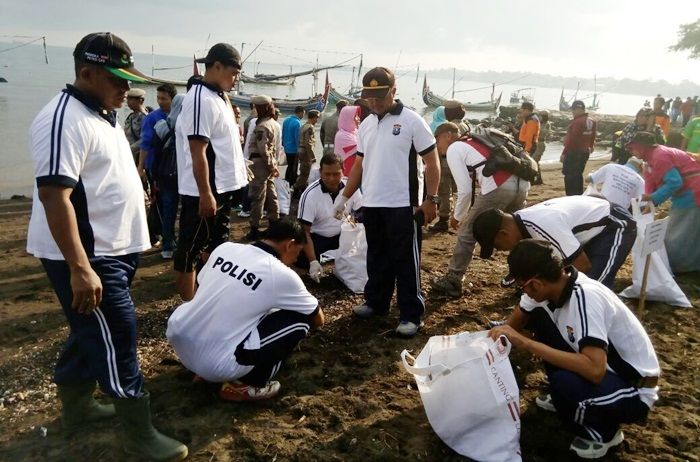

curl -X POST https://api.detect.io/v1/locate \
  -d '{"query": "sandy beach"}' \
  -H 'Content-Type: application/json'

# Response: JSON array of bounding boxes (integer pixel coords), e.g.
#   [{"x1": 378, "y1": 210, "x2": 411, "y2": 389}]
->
[{"x1": 0, "y1": 159, "x2": 698, "y2": 461}]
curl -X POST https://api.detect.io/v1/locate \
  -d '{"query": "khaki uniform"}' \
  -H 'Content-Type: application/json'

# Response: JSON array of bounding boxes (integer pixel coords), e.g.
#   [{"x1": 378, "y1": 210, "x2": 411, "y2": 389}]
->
[
  {"x1": 437, "y1": 119, "x2": 468, "y2": 219},
  {"x1": 247, "y1": 117, "x2": 280, "y2": 228},
  {"x1": 294, "y1": 122, "x2": 316, "y2": 191},
  {"x1": 124, "y1": 110, "x2": 146, "y2": 165},
  {"x1": 320, "y1": 113, "x2": 339, "y2": 155}
]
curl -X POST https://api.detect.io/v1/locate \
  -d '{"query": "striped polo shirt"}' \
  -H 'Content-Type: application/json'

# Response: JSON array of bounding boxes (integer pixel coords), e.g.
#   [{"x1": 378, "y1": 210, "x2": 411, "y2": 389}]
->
[
  {"x1": 27, "y1": 85, "x2": 150, "y2": 259},
  {"x1": 175, "y1": 80, "x2": 248, "y2": 197}
]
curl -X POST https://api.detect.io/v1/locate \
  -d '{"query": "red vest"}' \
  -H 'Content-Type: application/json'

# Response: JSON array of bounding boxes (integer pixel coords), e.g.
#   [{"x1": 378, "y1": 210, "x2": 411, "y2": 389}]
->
[{"x1": 462, "y1": 138, "x2": 512, "y2": 186}]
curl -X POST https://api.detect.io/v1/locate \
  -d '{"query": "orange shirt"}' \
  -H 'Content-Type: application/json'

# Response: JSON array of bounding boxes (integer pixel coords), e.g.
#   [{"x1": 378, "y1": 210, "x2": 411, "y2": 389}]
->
[
  {"x1": 518, "y1": 115, "x2": 540, "y2": 153},
  {"x1": 654, "y1": 114, "x2": 670, "y2": 137}
]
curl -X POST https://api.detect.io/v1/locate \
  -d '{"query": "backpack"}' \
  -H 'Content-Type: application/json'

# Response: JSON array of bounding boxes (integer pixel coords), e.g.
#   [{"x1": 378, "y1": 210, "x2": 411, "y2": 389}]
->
[
  {"x1": 468, "y1": 127, "x2": 538, "y2": 182},
  {"x1": 151, "y1": 121, "x2": 178, "y2": 185}
]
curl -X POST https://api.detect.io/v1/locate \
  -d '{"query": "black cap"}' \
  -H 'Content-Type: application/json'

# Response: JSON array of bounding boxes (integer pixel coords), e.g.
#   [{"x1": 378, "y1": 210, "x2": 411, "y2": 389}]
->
[
  {"x1": 472, "y1": 208, "x2": 507, "y2": 258},
  {"x1": 73, "y1": 32, "x2": 150, "y2": 82},
  {"x1": 571, "y1": 100, "x2": 585, "y2": 110},
  {"x1": 361, "y1": 67, "x2": 395, "y2": 99},
  {"x1": 195, "y1": 43, "x2": 242, "y2": 69}
]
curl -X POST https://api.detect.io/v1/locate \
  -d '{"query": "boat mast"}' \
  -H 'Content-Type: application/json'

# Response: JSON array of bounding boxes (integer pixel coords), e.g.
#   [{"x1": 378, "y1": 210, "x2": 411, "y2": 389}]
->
[
  {"x1": 452, "y1": 68, "x2": 456, "y2": 99},
  {"x1": 151, "y1": 45, "x2": 155, "y2": 76}
]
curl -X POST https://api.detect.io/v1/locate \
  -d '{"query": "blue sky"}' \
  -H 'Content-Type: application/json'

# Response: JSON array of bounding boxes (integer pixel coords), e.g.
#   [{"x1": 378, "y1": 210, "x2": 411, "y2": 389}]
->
[{"x1": 1, "y1": 0, "x2": 699, "y2": 82}]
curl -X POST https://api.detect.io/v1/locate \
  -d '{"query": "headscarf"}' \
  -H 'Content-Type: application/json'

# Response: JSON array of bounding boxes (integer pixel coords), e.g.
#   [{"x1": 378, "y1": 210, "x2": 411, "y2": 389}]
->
[
  {"x1": 430, "y1": 106, "x2": 446, "y2": 134},
  {"x1": 334, "y1": 105, "x2": 360, "y2": 162}
]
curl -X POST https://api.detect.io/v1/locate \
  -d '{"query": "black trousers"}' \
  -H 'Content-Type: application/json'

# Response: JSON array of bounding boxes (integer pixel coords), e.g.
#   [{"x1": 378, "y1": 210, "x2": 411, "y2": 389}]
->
[
  {"x1": 296, "y1": 233, "x2": 341, "y2": 269},
  {"x1": 173, "y1": 190, "x2": 243, "y2": 273},
  {"x1": 562, "y1": 151, "x2": 590, "y2": 196},
  {"x1": 285, "y1": 153, "x2": 299, "y2": 186},
  {"x1": 363, "y1": 206, "x2": 424, "y2": 324},
  {"x1": 583, "y1": 204, "x2": 637, "y2": 288},
  {"x1": 235, "y1": 309, "x2": 316, "y2": 387}
]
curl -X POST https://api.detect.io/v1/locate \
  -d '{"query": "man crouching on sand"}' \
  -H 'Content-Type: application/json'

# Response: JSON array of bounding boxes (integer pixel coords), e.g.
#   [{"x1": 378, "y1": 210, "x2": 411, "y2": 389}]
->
[
  {"x1": 489, "y1": 239, "x2": 660, "y2": 459},
  {"x1": 166, "y1": 217, "x2": 324, "y2": 401}
]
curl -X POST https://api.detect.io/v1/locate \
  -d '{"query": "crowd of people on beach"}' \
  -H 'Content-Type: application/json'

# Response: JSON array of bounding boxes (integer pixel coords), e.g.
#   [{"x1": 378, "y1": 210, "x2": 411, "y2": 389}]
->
[{"x1": 23, "y1": 33, "x2": 700, "y2": 461}]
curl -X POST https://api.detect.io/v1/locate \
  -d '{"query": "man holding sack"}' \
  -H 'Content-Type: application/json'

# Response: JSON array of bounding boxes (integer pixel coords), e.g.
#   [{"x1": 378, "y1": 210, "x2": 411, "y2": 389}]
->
[{"x1": 490, "y1": 239, "x2": 660, "y2": 459}]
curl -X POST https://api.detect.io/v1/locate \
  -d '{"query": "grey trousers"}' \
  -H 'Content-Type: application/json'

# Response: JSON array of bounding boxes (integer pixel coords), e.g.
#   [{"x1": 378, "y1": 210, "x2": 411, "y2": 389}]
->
[{"x1": 447, "y1": 175, "x2": 529, "y2": 278}]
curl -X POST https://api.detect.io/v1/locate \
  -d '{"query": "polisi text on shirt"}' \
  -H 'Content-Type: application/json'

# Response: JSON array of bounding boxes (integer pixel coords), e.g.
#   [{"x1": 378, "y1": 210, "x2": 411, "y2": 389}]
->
[{"x1": 212, "y1": 257, "x2": 263, "y2": 291}]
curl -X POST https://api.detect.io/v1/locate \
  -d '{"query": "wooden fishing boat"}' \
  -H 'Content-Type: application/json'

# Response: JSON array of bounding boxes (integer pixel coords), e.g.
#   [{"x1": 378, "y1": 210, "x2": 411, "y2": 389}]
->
[
  {"x1": 229, "y1": 77, "x2": 330, "y2": 112},
  {"x1": 241, "y1": 74, "x2": 296, "y2": 85},
  {"x1": 422, "y1": 76, "x2": 501, "y2": 111}
]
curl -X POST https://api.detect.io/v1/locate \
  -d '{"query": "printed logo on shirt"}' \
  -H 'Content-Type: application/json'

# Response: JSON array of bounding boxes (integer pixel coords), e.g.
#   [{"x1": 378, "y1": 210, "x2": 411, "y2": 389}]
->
[
  {"x1": 392, "y1": 124, "x2": 401, "y2": 136},
  {"x1": 566, "y1": 325, "x2": 575, "y2": 343}
]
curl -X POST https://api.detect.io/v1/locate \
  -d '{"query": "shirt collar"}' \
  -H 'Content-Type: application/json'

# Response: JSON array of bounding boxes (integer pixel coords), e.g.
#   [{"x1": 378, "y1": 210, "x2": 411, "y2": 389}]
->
[
  {"x1": 193, "y1": 80, "x2": 226, "y2": 99},
  {"x1": 252, "y1": 241, "x2": 280, "y2": 259},
  {"x1": 513, "y1": 214, "x2": 531, "y2": 238},
  {"x1": 64, "y1": 84, "x2": 117, "y2": 127},
  {"x1": 375, "y1": 99, "x2": 404, "y2": 121},
  {"x1": 548, "y1": 267, "x2": 578, "y2": 310},
  {"x1": 320, "y1": 179, "x2": 345, "y2": 194}
]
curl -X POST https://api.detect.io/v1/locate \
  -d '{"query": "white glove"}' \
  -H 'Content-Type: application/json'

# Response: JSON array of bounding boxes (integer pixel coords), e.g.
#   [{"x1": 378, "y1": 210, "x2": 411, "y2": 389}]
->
[
  {"x1": 309, "y1": 260, "x2": 324, "y2": 283},
  {"x1": 332, "y1": 195, "x2": 350, "y2": 220}
]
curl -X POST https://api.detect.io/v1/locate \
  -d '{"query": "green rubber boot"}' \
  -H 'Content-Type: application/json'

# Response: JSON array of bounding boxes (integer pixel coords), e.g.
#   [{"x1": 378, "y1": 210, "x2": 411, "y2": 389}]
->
[
  {"x1": 114, "y1": 392, "x2": 188, "y2": 461},
  {"x1": 57, "y1": 381, "x2": 116, "y2": 431}
]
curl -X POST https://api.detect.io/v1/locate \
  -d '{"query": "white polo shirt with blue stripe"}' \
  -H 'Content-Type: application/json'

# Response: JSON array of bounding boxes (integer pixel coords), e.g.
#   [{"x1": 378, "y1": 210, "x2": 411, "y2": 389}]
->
[{"x1": 27, "y1": 85, "x2": 150, "y2": 260}]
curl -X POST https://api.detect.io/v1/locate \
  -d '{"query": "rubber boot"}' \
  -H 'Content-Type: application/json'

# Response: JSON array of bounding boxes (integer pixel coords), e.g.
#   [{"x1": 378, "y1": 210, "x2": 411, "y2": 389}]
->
[
  {"x1": 57, "y1": 381, "x2": 116, "y2": 431},
  {"x1": 114, "y1": 392, "x2": 188, "y2": 461}
]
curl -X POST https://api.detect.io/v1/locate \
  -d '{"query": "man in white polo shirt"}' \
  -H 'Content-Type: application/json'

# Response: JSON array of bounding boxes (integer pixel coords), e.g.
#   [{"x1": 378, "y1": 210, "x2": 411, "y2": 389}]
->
[
  {"x1": 27, "y1": 33, "x2": 186, "y2": 461},
  {"x1": 167, "y1": 217, "x2": 324, "y2": 401},
  {"x1": 333, "y1": 67, "x2": 440, "y2": 337},
  {"x1": 297, "y1": 153, "x2": 362, "y2": 282},
  {"x1": 430, "y1": 122, "x2": 529, "y2": 297},
  {"x1": 490, "y1": 239, "x2": 659, "y2": 459},
  {"x1": 175, "y1": 43, "x2": 248, "y2": 300},
  {"x1": 473, "y1": 195, "x2": 636, "y2": 288}
]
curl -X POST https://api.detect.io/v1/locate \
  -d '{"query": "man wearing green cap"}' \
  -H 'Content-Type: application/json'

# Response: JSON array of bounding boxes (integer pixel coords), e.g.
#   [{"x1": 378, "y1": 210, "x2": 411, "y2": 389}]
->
[{"x1": 26, "y1": 32, "x2": 187, "y2": 461}]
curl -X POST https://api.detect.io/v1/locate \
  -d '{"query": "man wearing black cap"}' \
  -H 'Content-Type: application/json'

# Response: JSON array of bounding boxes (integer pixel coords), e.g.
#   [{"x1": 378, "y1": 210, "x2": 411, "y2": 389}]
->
[
  {"x1": 333, "y1": 67, "x2": 440, "y2": 338},
  {"x1": 489, "y1": 239, "x2": 659, "y2": 459},
  {"x1": 562, "y1": 100, "x2": 597, "y2": 195},
  {"x1": 472, "y1": 195, "x2": 636, "y2": 289},
  {"x1": 26, "y1": 32, "x2": 187, "y2": 461},
  {"x1": 174, "y1": 43, "x2": 248, "y2": 301}
]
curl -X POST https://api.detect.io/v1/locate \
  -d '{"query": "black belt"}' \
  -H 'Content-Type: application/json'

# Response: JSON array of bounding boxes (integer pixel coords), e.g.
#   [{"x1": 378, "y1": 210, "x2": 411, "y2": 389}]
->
[{"x1": 249, "y1": 153, "x2": 260, "y2": 159}]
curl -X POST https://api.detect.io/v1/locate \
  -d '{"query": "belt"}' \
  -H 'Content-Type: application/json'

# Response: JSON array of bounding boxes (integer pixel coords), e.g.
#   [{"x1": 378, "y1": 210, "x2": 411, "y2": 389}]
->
[
  {"x1": 634, "y1": 376, "x2": 659, "y2": 389},
  {"x1": 249, "y1": 153, "x2": 260, "y2": 159}
]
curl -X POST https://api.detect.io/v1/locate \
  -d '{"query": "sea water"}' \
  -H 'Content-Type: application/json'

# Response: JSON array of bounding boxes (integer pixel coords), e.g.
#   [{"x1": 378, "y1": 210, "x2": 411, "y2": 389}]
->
[{"x1": 0, "y1": 42, "x2": 647, "y2": 197}]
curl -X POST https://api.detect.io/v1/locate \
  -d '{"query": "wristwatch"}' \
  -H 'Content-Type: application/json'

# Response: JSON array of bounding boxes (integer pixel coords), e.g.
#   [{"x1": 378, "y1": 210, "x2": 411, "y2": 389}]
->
[{"x1": 426, "y1": 194, "x2": 440, "y2": 205}]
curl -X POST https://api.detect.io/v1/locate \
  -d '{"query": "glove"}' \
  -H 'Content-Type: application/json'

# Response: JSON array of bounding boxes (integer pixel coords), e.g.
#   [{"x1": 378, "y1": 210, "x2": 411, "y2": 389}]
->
[
  {"x1": 332, "y1": 195, "x2": 350, "y2": 220},
  {"x1": 309, "y1": 260, "x2": 323, "y2": 283}
]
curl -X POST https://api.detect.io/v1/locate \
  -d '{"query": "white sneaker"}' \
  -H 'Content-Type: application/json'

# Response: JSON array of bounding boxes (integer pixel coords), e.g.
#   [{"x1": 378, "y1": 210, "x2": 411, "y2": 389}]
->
[
  {"x1": 570, "y1": 430, "x2": 624, "y2": 459},
  {"x1": 238, "y1": 210, "x2": 251, "y2": 218},
  {"x1": 218, "y1": 380, "x2": 281, "y2": 402},
  {"x1": 535, "y1": 394, "x2": 557, "y2": 412},
  {"x1": 395, "y1": 321, "x2": 424, "y2": 338},
  {"x1": 161, "y1": 250, "x2": 173, "y2": 260}
]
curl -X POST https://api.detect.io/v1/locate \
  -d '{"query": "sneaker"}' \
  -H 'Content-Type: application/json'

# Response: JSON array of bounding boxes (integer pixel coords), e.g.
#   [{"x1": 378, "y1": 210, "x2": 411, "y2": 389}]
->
[
  {"x1": 238, "y1": 210, "x2": 251, "y2": 218},
  {"x1": 395, "y1": 320, "x2": 424, "y2": 338},
  {"x1": 428, "y1": 219, "x2": 449, "y2": 232},
  {"x1": 218, "y1": 380, "x2": 281, "y2": 402},
  {"x1": 486, "y1": 319, "x2": 506, "y2": 329},
  {"x1": 535, "y1": 394, "x2": 557, "y2": 412},
  {"x1": 352, "y1": 303, "x2": 378, "y2": 319},
  {"x1": 570, "y1": 430, "x2": 624, "y2": 459},
  {"x1": 430, "y1": 275, "x2": 463, "y2": 297},
  {"x1": 161, "y1": 250, "x2": 173, "y2": 260}
]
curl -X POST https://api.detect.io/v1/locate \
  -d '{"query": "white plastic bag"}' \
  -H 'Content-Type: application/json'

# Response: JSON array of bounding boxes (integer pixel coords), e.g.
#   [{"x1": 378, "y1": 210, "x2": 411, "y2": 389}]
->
[
  {"x1": 333, "y1": 221, "x2": 367, "y2": 293},
  {"x1": 618, "y1": 199, "x2": 691, "y2": 307},
  {"x1": 401, "y1": 331, "x2": 522, "y2": 462},
  {"x1": 274, "y1": 178, "x2": 291, "y2": 215}
]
